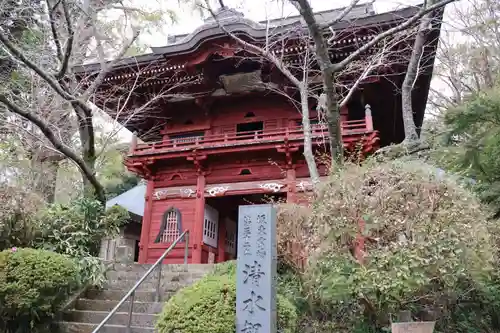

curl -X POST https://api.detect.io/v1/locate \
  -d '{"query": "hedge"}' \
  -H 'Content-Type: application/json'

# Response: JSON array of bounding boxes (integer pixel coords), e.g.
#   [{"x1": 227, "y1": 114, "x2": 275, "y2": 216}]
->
[
  {"x1": 156, "y1": 262, "x2": 298, "y2": 333},
  {"x1": 0, "y1": 248, "x2": 80, "y2": 333}
]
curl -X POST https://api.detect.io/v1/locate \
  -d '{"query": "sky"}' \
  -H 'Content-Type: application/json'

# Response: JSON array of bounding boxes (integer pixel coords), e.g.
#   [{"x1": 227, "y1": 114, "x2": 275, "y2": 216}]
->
[{"x1": 144, "y1": 0, "x2": 432, "y2": 46}]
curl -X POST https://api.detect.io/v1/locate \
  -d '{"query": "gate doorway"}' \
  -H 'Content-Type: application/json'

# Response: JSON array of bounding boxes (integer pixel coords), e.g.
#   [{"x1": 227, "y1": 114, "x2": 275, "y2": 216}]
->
[{"x1": 204, "y1": 192, "x2": 285, "y2": 262}]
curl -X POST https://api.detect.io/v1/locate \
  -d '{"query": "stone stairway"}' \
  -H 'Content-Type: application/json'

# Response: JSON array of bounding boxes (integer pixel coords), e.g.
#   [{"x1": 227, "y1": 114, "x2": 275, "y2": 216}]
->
[{"x1": 59, "y1": 263, "x2": 214, "y2": 333}]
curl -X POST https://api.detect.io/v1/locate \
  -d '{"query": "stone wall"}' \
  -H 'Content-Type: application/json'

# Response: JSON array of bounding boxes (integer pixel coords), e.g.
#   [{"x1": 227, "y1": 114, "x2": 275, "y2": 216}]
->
[{"x1": 100, "y1": 221, "x2": 141, "y2": 263}]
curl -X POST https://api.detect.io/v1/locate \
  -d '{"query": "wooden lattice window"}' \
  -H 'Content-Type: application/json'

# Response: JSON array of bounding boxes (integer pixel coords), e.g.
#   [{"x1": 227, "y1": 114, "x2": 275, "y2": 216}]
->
[
  {"x1": 203, "y1": 218, "x2": 217, "y2": 246},
  {"x1": 225, "y1": 229, "x2": 236, "y2": 255},
  {"x1": 203, "y1": 205, "x2": 219, "y2": 248},
  {"x1": 224, "y1": 218, "x2": 236, "y2": 255},
  {"x1": 170, "y1": 131, "x2": 204, "y2": 144},
  {"x1": 154, "y1": 207, "x2": 182, "y2": 243}
]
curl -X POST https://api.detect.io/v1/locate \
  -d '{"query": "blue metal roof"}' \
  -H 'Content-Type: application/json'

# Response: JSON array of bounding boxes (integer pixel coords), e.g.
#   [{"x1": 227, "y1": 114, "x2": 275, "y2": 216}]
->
[{"x1": 106, "y1": 184, "x2": 146, "y2": 218}]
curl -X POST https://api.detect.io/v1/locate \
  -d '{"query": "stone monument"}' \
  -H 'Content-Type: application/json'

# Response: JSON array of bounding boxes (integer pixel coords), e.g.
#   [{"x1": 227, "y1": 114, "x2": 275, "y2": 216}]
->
[
  {"x1": 392, "y1": 322, "x2": 435, "y2": 333},
  {"x1": 236, "y1": 204, "x2": 277, "y2": 333}
]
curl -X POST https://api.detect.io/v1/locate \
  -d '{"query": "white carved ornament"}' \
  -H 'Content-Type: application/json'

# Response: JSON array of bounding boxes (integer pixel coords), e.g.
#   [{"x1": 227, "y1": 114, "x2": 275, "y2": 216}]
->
[
  {"x1": 206, "y1": 186, "x2": 230, "y2": 197},
  {"x1": 297, "y1": 181, "x2": 313, "y2": 192},
  {"x1": 154, "y1": 189, "x2": 169, "y2": 200},
  {"x1": 154, "y1": 187, "x2": 196, "y2": 200},
  {"x1": 180, "y1": 188, "x2": 195, "y2": 197},
  {"x1": 258, "y1": 182, "x2": 284, "y2": 193}
]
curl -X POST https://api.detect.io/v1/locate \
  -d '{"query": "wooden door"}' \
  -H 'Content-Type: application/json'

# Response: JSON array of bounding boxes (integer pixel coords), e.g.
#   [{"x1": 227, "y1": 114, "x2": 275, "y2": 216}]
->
[{"x1": 203, "y1": 204, "x2": 219, "y2": 248}]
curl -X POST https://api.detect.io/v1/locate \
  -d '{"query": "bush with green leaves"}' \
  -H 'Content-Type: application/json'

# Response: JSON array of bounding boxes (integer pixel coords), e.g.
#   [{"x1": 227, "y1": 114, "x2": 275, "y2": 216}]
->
[
  {"x1": 301, "y1": 159, "x2": 498, "y2": 332},
  {"x1": 156, "y1": 261, "x2": 298, "y2": 333},
  {"x1": 436, "y1": 85, "x2": 500, "y2": 217},
  {"x1": 33, "y1": 198, "x2": 129, "y2": 285},
  {"x1": 0, "y1": 184, "x2": 45, "y2": 250},
  {"x1": 0, "y1": 248, "x2": 80, "y2": 333}
]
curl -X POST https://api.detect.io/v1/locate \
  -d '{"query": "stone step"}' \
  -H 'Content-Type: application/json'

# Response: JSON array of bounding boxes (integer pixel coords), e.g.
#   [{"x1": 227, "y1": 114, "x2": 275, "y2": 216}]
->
[
  {"x1": 75, "y1": 299, "x2": 164, "y2": 314},
  {"x1": 85, "y1": 289, "x2": 175, "y2": 302},
  {"x1": 105, "y1": 270, "x2": 208, "y2": 282},
  {"x1": 102, "y1": 277, "x2": 200, "y2": 291},
  {"x1": 106, "y1": 263, "x2": 214, "y2": 274},
  {"x1": 63, "y1": 310, "x2": 156, "y2": 327},
  {"x1": 58, "y1": 321, "x2": 154, "y2": 333}
]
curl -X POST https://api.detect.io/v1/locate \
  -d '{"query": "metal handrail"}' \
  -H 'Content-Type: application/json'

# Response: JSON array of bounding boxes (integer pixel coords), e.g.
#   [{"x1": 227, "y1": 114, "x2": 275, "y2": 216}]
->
[{"x1": 92, "y1": 230, "x2": 189, "y2": 333}]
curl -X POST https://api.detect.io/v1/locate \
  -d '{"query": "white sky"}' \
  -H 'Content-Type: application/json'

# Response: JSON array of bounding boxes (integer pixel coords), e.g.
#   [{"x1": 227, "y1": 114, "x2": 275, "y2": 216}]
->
[{"x1": 142, "y1": 0, "x2": 464, "y2": 45}]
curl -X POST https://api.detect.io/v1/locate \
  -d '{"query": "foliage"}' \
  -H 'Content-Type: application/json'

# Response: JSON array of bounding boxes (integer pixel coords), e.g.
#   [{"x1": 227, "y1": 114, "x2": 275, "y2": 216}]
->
[
  {"x1": 0, "y1": 184, "x2": 45, "y2": 250},
  {"x1": 54, "y1": 132, "x2": 140, "y2": 203},
  {"x1": 434, "y1": 85, "x2": 500, "y2": 216},
  {"x1": 276, "y1": 203, "x2": 310, "y2": 271},
  {"x1": 300, "y1": 159, "x2": 497, "y2": 332},
  {"x1": 0, "y1": 248, "x2": 80, "y2": 333},
  {"x1": 33, "y1": 198, "x2": 129, "y2": 285},
  {"x1": 156, "y1": 261, "x2": 298, "y2": 333},
  {"x1": 104, "y1": 173, "x2": 140, "y2": 200}
]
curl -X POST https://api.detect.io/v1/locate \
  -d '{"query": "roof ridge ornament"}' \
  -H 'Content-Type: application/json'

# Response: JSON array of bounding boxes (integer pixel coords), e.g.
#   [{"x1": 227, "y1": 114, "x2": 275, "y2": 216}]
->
[{"x1": 203, "y1": 7, "x2": 245, "y2": 24}]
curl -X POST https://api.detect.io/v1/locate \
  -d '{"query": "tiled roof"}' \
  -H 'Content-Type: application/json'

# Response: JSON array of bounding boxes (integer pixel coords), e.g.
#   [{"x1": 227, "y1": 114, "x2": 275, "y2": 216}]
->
[{"x1": 106, "y1": 184, "x2": 146, "y2": 218}]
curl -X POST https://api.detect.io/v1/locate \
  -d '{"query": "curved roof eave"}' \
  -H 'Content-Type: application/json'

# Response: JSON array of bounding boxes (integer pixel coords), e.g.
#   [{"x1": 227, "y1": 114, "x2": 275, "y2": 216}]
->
[{"x1": 73, "y1": 5, "x2": 421, "y2": 75}]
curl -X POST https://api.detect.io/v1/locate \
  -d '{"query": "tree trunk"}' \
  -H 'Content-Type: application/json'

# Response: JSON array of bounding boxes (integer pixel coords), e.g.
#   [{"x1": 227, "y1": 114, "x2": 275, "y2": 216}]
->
[
  {"x1": 322, "y1": 77, "x2": 343, "y2": 166},
  {"x1": 292, "y1": 0, "x2": 343, "y2": 167},
  {"x1": 401, "y1": 2, "x2": 435, "y2": 143},
  {"x1": 76, "y1": 108, "x2": 104, "y2": 203},
  {"x1": 300, "y1": 84, "x2": 321, "y2": 190},
  {"x1": 41, "y1": 160, "x2": 60, "y2": 203}
]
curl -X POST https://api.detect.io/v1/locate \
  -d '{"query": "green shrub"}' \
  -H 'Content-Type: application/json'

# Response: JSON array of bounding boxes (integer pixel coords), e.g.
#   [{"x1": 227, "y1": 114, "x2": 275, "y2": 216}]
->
[
  {"x1": 34, "y1": 198, "x2": 129, "y2": 286},
  {"x1": 156, "y1": 262, "x2": 298, "y2": 333},
  {"x1": 0, "y1": 248, "x2": 80, "y2": 333},
  {"x1": 0, "y1": 184, "x2": 45, "y2": 250},
  {"x1": 302, "y1": 160, "x2": 497, "y2": 332}
]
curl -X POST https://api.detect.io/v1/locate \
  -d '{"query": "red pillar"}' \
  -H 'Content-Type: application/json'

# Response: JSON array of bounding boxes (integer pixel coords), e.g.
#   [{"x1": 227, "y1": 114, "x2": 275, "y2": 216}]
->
[
  {"x1": 192, "y1": 173, "x2": 206, "y2": 263},
  {"x1": 217, "y1": 219, "x2": 226, "y2": 263},
  {"x1": 286, "y1": 168, "x2": 297, "y2": 203},
  {"x1": 138, "y1": 180, "x2": 155, "y2": 263}
]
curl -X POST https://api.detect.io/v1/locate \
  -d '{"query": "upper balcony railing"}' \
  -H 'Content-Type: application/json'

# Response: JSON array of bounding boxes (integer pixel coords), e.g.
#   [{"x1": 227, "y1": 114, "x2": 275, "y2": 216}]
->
[{"x1": 129, "y1": 105, "x2": 374, "y2": 156}]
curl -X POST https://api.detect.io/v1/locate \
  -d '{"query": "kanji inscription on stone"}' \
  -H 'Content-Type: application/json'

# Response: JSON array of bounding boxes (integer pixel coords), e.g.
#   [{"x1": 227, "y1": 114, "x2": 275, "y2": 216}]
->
[{"x1": 236, "y1": 204, "x2": 277, "y2": 333}]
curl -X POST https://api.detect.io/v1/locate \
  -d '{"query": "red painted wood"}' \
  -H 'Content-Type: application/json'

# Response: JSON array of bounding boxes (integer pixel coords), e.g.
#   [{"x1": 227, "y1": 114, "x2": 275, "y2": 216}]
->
[
  {"x1": 146, "y1": 247, "x2": 191, "y2": 264},
  {"x1": 126, "y1": 95, "x2": 380, "y2": 264},
  {"x1": 192, "y1": 174, "x2": 206, "y2": 263},
  {"x1": 138, "y1": 180, "x2": 154, "y2": 264},
  {"x1": 148, "y1": 198, "x2": 196, "y2": 240},
  {"x1": 144, "y1": 197, "x2": 196, "y2": 264},
  {"x1": 132, "y1": 123, "x2": 374, "y2": 158},
  {"x1": 205, "y1": 160, "x2": 283, "y2": 184}
]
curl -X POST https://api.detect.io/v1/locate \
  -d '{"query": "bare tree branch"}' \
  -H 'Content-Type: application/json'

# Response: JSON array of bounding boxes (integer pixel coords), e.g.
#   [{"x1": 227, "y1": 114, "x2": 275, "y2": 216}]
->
[
  {"x1": 57, "y1": 0, "x2": 75, "y2": 79},
  {"x1": 81, "y1": 29, "x2": 140, "y2": 100},
  {"x1": 332, "y1": 0, "x2": 455, "y2": 72},
  {"x1": 48, "y1": 0, "x2": 64, "y2": 62},
  {"x1": 0, "y1": 27, "x2": 93, "y2": 116},
  {"x1": 0, "y1": 95, "x2": 105, "y2": 203},
  {"x1": 320, "y1": 0, "x2": 364, "y2": 29}
]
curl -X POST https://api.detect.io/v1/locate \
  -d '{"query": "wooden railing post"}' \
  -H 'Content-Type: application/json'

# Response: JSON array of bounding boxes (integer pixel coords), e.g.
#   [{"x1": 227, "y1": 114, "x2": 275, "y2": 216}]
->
[
  {"x1": 129, "y1": 132, "x2": 137, "y2": 154},
  {"x1": 365, "y1": 104, "x2": 374, "y2": 131}
]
